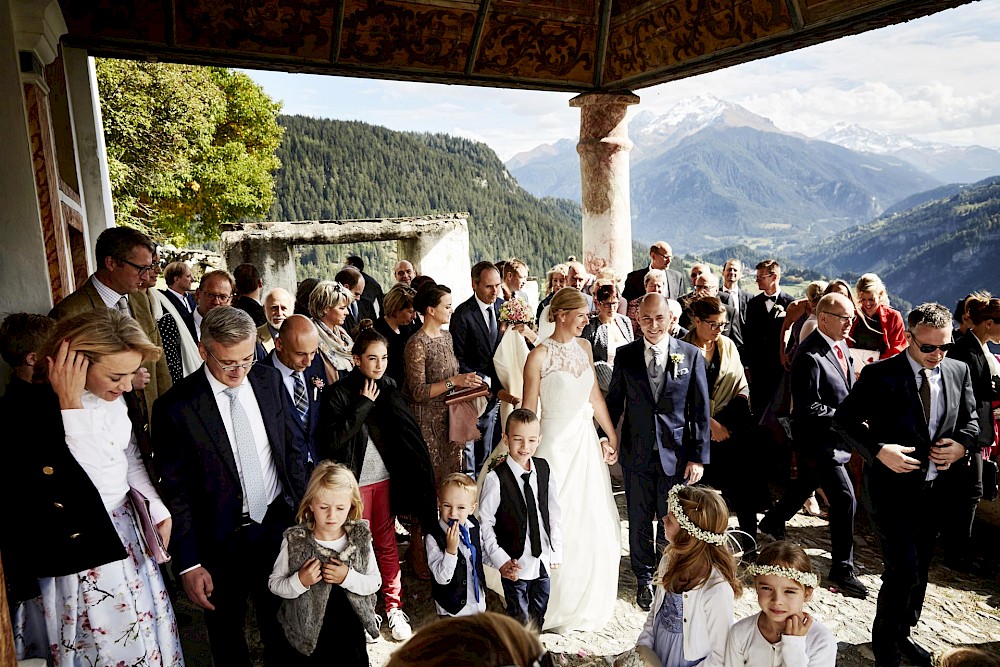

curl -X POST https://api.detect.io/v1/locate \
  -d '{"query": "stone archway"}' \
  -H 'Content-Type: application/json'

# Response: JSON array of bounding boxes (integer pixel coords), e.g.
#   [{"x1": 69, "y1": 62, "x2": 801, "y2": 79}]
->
[{"x1": 219, "y1": 213, "x2": 473, "y2": 301}]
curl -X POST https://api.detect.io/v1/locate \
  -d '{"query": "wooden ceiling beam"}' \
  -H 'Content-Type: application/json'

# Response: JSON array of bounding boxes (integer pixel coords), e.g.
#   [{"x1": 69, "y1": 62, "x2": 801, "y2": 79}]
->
[{"x1": 465, "y1": 0, "x2": 492, "y2": 77}]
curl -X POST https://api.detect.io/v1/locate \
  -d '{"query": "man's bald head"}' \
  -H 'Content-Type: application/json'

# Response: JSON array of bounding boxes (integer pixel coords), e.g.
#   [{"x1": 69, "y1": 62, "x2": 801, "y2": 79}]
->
[
  {"x1": 275, "y1": 314, "x2": 320, "y2": 372},
  {"x1": 264, "y1": 288, "x2": 295, "y2": 330},
  {"x1": 394, "y1": 260, "x2": 415, "y2": 285}
]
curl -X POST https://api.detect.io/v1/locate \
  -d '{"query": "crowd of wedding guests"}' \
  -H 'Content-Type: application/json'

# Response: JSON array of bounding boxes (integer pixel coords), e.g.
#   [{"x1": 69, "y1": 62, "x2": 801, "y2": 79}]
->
[{"x1": 1, "y1": 226, "x2": 998, "y2": 667}]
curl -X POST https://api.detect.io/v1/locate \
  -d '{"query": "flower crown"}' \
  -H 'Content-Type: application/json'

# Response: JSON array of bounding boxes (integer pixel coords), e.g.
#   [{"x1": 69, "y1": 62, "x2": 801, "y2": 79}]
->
[
  {"x1": 667, "y1": 485, "x2": 727, "y2": 545},
  {"x1": 745, "y1": 563, "x2": 818, "y2": 589}
]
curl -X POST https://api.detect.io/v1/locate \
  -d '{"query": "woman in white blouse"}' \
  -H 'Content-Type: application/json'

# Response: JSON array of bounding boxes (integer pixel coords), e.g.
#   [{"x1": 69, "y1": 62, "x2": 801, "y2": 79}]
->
[{"x1": 0, "y1": 309, "x2": 183, "y2": 666}]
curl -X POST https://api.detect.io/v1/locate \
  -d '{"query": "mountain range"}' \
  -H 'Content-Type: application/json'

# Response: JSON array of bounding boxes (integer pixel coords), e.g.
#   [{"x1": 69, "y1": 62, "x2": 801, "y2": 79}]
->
[{"x1": 507, "y1": 95, "x2": 1000, "y2": 254}]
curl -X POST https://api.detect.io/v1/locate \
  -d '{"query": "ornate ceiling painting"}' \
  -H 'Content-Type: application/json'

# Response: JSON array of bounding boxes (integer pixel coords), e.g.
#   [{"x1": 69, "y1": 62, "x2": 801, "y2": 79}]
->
[{"x1": 59, "y1": 0, "x2": 975, "y2": 92}]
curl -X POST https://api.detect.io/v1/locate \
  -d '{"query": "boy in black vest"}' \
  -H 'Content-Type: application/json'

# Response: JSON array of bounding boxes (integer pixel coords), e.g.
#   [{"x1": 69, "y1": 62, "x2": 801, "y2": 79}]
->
[
  {"x1": 479, "y1": 409, "x2": 562, "y2": 629},
  {"x1": 424, "y1": 472, "x2": 487, "y2": 616}
]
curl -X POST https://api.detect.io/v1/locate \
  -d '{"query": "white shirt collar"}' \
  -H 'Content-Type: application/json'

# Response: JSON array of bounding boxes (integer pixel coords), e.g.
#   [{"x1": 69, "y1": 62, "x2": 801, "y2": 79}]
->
[
  {"x1": 475, "y1": 296, "x2": 493, "y2": 312},
  {"x1": 643, "y1": 336, "x2": 670, "y2": 355},
  {"x1": 203, "y1": 364, "x2": 249, "y2": 396},
  {"x1": 904, "y1": 350, "x2": 940, "y2": 379},
  {"x1": 91, "y1": 275, "x2": 126, "y2": 308},
  {"x1": 817, "y1": 329, "x2": 846, "y2": 355},
  {"x1": 272, "y1": 355, "x2": 296, "y2": 380},
  {"x1": 506, "y1": 455, "x2": 533, "y2": 476}
]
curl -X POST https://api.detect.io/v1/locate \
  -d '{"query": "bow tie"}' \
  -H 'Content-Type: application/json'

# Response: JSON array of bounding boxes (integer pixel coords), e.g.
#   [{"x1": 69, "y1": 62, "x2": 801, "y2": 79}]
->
[{"x1": 764, "y1": 295, "x2": 777, "y2": 302}]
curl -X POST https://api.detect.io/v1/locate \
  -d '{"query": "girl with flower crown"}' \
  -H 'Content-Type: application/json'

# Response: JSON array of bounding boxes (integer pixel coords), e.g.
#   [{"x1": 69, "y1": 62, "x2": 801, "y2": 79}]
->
[
  {"x1": 725, "y1": 541, "x2": 836, "y2": 666},
  {"x1": 630, "y1": 485, "x2": 741, "y2": 667}
]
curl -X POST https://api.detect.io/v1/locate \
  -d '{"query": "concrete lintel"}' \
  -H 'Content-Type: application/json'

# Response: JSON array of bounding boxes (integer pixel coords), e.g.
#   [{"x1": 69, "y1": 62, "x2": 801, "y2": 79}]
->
[{"x1": 11, "y1": 0, "x2": 66, "y2": 66}]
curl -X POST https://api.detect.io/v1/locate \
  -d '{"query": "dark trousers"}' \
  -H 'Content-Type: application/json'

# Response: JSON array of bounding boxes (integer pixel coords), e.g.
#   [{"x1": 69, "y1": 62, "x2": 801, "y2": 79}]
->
[
  {"x1": 623, "y1": 464, "x2": 680, "y2": 586},
  {"x1": 937, "y1": 450, "x2": 984, "y2": 561},
  {"x1": 202, "y1": 499, "x2": 295, "y2": 667},
  {"x1": 465, "y1": 395, "x2": 499, "y2": 479},
  {"x1": 871, "y1": 477, "x2": 941, "y2": 665},
  {"x1": 501, "y1": 562, "x2": 550, "y2": 629},
  {"x1": 762, "y1": 454, "x2": 857, "y2": 574}
]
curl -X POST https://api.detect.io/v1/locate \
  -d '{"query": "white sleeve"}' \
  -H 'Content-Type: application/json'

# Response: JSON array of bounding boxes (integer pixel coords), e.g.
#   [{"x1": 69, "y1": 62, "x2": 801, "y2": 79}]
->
[
  {"x1": 545, "y1": 467, "x2": 562, "y2": 564},
  {"x1": 799, "y1": 621, "x2": 837, "y2": 667},
  {"x1": 425, "y1": 533, "x2": 458, "y2": 585},
  {"x1": 477, "y1": 473, "x2": 511, "y2": 569},
  {"x1": 341, "y1": 540, "x2": 382, "y2": 596},
  {"x1": 723, "y1": 617, "x2": 749, "y2": 667},
  {"x1": 702, "y1": 583, "x2": 736, "y2": 667},
  {"x1": 268, "y1": 538, "x2": 309, "y2": 599},
  {"x1": 124, "y1": 433, "x2": 170, "y2": 524}
]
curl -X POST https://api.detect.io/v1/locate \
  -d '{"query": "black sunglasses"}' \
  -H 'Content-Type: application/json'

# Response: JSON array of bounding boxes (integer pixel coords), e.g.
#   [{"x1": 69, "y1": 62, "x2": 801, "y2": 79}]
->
[{"x1": 908, "y1": 331, "x2": 954, "y2": 353}]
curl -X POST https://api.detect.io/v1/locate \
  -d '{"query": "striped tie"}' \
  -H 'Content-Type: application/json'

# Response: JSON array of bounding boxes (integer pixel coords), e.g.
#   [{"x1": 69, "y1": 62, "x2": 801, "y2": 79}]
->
[
  {"x1": 293, "y1": 372, "x2": 308, "y2": 423},
  {"x1": 224, "y1": 387, "x2": 268, "y2": 523}
]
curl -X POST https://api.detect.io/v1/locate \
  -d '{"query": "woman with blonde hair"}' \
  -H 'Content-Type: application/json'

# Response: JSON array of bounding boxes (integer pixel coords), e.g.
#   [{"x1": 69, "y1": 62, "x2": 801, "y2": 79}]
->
[
  {"x1": 521, "y1": 287, "x2": 621, "y2": 632},
  {"x1": 536, "y1": 263, "x2": 569, "y2": 321},
  {"x1": 310, "y1": 280, "x2": 356, "y2": 381},
  {"x1": 2, "y1": 309, "x2": 183, "y2": 666},
  {"x1": 387, "y1": 611, "x2": 550, "y2": 667},
  {"x1": 850, "y1": 272, "x2": 906, "y2": 358}
]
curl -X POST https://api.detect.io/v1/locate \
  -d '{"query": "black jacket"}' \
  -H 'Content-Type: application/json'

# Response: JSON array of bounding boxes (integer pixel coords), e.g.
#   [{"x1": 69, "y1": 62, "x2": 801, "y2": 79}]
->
[
  {"x1": 947, "y1": 331, "x2": 1000, "y2": 448},
  {"x1": 319, "y1": 368, "x2": 437, "y2": 529}
]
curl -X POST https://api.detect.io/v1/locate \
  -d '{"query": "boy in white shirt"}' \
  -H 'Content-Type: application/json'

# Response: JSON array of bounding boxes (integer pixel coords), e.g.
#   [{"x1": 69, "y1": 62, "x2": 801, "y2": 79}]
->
[{"x1": 425, "y1": 473, "x2": 486, "y2": 616}]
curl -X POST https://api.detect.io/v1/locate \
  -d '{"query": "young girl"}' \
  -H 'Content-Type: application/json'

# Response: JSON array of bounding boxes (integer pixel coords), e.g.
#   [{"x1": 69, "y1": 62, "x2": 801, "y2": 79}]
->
[
  {"x1": 269, "y1": 462, "x2": 382, "y2": 665},
  {"x1": 725, "y1": 541, "x2": 836, "y2": 666},
  {"x1": 635, "y1": 485, "x2": 741, "y2": 667},
  {"x1": 320, "y1": 322, "x2": 438, "y2": 640}
]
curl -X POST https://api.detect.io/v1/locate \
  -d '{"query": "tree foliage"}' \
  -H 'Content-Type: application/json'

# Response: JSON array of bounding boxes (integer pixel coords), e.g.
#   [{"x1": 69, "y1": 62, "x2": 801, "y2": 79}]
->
[{"x1": 96, "y1": 60, "x2": 283, "y2": 242}]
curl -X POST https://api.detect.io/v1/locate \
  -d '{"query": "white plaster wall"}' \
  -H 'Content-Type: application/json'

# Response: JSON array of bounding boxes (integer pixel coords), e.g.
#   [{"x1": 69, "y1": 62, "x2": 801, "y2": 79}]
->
[{"x1": 399, "y1": 220, "x2": 473, "y2": 304}]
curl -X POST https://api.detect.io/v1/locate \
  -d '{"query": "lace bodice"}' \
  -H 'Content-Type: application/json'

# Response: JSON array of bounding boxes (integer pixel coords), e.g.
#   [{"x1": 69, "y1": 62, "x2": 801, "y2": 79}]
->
[{"x1": 540, "y1": 337, "x2": 589, "y2": 378}]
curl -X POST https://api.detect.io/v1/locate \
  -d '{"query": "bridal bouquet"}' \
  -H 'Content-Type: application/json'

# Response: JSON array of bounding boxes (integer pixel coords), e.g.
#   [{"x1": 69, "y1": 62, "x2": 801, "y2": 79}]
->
[{"x1": 499, "y1": 297, "x2": 534, "y2": 325}]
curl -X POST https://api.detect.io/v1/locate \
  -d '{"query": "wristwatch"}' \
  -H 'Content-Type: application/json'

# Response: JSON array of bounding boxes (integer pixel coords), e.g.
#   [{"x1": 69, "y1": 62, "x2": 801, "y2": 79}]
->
[{"x1": 446, "y1": 379, "x2": 455, "y2": 390}]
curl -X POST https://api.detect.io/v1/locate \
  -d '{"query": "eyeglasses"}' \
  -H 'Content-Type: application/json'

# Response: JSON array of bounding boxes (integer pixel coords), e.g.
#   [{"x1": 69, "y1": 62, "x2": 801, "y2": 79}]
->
[
  {"x1": 118, "y1": 258, "x2": 157, "y2": 276},
  {"x1": 908, "y1": 331, "x2": 954, "y2": 353},
  {"x1": 755, "y1": 273, "x2": 776, "y2": 281},
  {"x1": 206, "y1": 348, "x2": 256, "y2": 372},
  {"x1": 820, "y1": 311, "x2": 855, "y2": 324},
  {"x1": 702, "y1": 320, "x2": 727, "y2": 330},
  {"x1": 203, "y1": 292, "x2": 232, "y2": 303},
  {"x1": 597, "y1": 300, "x2": 616, "y2": 307}
]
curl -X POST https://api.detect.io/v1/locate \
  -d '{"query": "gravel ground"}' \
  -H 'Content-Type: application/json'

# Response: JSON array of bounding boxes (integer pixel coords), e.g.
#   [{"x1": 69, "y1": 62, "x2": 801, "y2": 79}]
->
[{"x1": 176, "y1": 484, "x2": 1000, "y2": 666}]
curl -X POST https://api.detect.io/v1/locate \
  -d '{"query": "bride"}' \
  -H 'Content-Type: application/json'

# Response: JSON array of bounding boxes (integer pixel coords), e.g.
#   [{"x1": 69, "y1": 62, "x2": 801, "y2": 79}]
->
[{"x1": 522, "y1": 287, "x2": 621, "y2": 632}]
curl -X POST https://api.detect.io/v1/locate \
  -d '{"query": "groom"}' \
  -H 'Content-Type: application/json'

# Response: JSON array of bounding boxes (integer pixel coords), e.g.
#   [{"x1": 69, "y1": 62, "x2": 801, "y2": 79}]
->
[{"x1": 605, "y1": 293, "x2": 711, "y2": 611}]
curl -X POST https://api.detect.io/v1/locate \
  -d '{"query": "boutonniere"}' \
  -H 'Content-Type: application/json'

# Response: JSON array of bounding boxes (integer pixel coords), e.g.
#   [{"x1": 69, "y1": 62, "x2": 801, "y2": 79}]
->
[
  {"x1": 773, "y1": 304, "x2": 786, "y2": 318},
  {"x1": 311, "y1": 376, "x2": 325, "y2": 401},
  {"x1": 669, "y1": 353, "x2": 686, "y2": 379},
  {"x1": 488, "y1": 453, "x2": 508, "y2": 473}
]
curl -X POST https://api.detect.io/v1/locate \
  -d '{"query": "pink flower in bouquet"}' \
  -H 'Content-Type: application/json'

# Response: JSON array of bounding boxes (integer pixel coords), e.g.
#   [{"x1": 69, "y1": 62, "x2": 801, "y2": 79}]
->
[{"x1": 499, "y1": 297, "x2": 534, "y2": 325}]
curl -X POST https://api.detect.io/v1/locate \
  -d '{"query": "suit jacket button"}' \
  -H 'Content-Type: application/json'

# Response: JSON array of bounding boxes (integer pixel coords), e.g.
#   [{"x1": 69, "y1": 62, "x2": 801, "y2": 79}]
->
[
  {"x1": 69, "y1": 532, "x2": 81, "y2": 539},
  {"x1": 42, "y1": 466, "x2": 54, "y2": 475}
]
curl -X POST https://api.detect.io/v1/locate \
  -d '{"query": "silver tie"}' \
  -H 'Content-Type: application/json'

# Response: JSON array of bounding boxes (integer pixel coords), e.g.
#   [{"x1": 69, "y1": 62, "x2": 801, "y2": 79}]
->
[
  {"x1": 116, "y1": 296, "x2": 131, "y2": 317},
  {"x1": 224, "y1": 386, "x2": 268, "y2": 523},
  {"x1": 648, "y1": 347, "x2": 663, "y2": 398}
]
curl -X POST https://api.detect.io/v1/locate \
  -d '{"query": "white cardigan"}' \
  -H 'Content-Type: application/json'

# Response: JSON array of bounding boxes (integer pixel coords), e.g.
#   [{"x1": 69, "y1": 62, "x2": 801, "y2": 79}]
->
[
  {"x1": 723, "y1": 612, "x2": 837, "y2": 667},
  {"x1": 636, "y1": 567, "x2": 735, "y2": 665}
]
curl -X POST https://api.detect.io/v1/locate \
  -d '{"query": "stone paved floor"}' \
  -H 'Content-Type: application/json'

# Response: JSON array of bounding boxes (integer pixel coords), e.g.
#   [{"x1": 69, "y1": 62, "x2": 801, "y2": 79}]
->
[{"x1": 176, "y1": 484, "x2": 1000, "y2": 666}]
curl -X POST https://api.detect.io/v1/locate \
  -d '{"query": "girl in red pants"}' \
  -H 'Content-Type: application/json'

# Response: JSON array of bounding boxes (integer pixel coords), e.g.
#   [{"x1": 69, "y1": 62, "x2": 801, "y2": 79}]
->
[{"x1": 320, "y1": 321, "x2": 439, "y2": 641}]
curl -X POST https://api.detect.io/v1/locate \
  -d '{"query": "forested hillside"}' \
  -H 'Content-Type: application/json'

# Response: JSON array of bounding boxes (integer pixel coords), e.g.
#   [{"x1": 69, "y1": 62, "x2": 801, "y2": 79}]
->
[{"x1": 270, "y1": 115, "x2": 639, "y2": 285}]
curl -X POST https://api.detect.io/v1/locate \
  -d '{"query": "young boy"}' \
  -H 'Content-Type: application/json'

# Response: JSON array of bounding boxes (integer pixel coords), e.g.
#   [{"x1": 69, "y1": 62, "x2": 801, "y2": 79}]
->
[
  {"x1": 479, "y1": 409, "x2": 562, "y2": 629},
  {"x1": 425, "y1": 472, "x2": 487, "y2": 617}
]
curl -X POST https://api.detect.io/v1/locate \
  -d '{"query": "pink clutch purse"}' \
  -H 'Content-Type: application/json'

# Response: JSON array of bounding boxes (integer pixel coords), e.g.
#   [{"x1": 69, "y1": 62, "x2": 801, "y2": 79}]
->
[{"x1": 128, "y1": 487, "x2": 171, "y2": 564}]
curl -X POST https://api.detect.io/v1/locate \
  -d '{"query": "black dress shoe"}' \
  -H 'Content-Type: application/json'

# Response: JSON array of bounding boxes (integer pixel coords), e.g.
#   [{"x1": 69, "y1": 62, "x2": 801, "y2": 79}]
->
[
  {"x1": 757, "y1": 516, "x2": 786, "y2": 541},
  {"x1": 897, "y1": 638, "x2": 932, "y2": 667},
  {"x1": 636, "y1": 584, "x2": 653, "y2": 611},
  {"x1": 828, "y1": 571, "x2": 868, "y2": 599}
]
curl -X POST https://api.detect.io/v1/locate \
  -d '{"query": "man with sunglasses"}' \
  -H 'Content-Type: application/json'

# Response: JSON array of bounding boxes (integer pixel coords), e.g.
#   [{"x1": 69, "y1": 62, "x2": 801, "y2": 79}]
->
[
  {"x1": 154, "y1": 306, "x2": 307, "y2": 667},
  {"x1": 49, "y1": 226, "x2": 171, "y2": 417},
  {"x1": 835, "y1": 302, "x2": 978, "y2": 667}
]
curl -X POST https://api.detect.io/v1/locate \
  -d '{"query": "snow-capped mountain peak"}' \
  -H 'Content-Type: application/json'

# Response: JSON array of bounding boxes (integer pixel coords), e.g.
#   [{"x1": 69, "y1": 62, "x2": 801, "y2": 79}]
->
[
  {"x1": 816, "y1": 123, "x2": 931, "y2": 154},
  {"x1": 630, "y1": 95, "x2": 780, "y2": 145}
]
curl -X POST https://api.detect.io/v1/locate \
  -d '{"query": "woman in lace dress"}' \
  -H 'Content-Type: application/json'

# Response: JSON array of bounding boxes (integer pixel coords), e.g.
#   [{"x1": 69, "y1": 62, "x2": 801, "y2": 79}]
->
[
  {"x1": 522, "y1": 287, "x2": 622, "y2": 632},
  {"x1": 403, "y1": 283, "x2": 483, "y2": 484}
]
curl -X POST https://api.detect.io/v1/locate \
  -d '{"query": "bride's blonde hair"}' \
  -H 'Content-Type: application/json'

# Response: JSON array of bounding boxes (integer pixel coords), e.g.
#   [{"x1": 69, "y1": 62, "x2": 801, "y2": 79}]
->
[{"x1": 547, "y1": 287, "x2": 588, "y2": 322}]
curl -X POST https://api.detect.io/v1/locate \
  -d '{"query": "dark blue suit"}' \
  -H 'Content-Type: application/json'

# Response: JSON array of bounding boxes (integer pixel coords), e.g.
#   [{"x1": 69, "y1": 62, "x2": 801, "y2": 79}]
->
[
  {"x1": 605, "y1": 335, "x2": 710, "y2": 585},
  {"x1": 834, "y1": 352, "x2": 978, "y2": 665},
  {"x1": 258, "y1": 350, "x2": 325, "y2": 469},
  {"x1": 160, "y1": 288, "x2": 197, "y2": 339},
  {"x1": 153, "y1": 363, "x2": 307, "y2": 667},
  {"x1": 451, "y1": 295, "x2": 505, "y2": 476},
  {"x1": 760, "y1": 330, "x2": 858, "y2": 575}
]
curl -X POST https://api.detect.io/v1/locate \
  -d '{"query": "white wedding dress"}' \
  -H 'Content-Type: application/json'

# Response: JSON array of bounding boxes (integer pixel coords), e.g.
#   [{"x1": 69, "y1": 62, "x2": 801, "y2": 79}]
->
[{"x1": 535, "y1": 338, "x2": 621, "y2": 632}]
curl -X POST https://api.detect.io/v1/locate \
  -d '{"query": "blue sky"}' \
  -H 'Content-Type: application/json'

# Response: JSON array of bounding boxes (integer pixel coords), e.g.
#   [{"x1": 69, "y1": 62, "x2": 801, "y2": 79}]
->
[{"x1": 242, "y1": 2, "x2": 1000, "y2": 161}]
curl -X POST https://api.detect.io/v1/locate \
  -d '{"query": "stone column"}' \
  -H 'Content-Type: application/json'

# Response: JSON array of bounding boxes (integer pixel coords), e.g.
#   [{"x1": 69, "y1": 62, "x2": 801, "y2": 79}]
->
[
  {"x1": 569, "y1": 91, "x2": 640, "y2": 282},
  {"x1": 220, "y1": 233, "x2": 298, "y2": 296},
  {"x1": 63, "y1": 46, "x2": 115, "y2": 266}
]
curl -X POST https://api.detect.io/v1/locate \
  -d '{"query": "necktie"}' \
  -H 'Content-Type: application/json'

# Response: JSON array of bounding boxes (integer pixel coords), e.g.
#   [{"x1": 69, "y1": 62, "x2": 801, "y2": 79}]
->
[
  {"x1": 522, "y1": 472, "x2": 543, "y2": 558},
  {"x1": 292, "y1": 372, "x2": 308, "y2": 423},
  {"x1": 116, "y1": 296, "x2": 130, "y2": 316},
  {"x1": 224, "y1": 387, "x2": 269, "y2": 523},
  {"x1": 350, "y1": 300, "x2": 359, "y2": 321},
  {"x1": 458, "y1": 523, "x2": 480, "y2": 602},
  {"x1": 648, "y1": 346, "x2": 663, "y2": 398},
  {"x1": 919, "y1": 369, "x2": 932, "y2": 427},
  {"x1": 835, "y1": 345, "x2": 849, "y2": 378},
  {"x1": 487, "y1": 306, "x2": 497, "y2": 346}
]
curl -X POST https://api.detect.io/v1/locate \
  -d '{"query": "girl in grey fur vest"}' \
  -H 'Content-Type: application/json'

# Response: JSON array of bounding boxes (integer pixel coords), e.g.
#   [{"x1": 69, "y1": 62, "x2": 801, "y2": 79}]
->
[{"x1": 269, "y1": 462, "x2": 382, "y2": 665}]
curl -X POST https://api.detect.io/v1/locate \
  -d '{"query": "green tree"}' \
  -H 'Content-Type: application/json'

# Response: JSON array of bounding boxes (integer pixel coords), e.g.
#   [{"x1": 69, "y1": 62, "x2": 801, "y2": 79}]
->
[{"x1": 96, "y1": 60, "x2": 283, "y2": 241}]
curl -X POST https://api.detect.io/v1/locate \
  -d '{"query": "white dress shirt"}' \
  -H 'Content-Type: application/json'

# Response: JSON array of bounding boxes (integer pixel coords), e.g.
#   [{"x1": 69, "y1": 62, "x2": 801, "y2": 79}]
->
[
  {"x1": 425, "y1": 519, "x2": 487, "y2": 616},
  {"x1": 192, "y1": 309, "x2": 204, "y2": 341},
  {"x1": 817, "y1": 330, "x2": 850, "y2": 378},
  {"x1": 271, "y1": 355, "x2": 301, "y2": 404},
  {"x1": 62, "y1": 391, "x2": 169, "y2": 523},
  {"x1": 92, "y1": 275, "x2": 129, "y2": 314},
  {"x1": 203, "y1": 366, "x2": 282, "y2": 512},
  {"x1": 268, "y1": 532, "x2": 381, "y2": 599},
  {"x1": 904, "y1": 352, "x2": 944, "y2": 481},
  {"x1": 478, "y1": 456, "x2": 563, "y2": 580}
]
